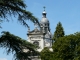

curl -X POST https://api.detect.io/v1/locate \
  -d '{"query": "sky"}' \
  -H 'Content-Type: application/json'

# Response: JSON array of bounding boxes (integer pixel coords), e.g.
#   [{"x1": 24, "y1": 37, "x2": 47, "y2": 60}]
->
[{"x1": 0, "y1": 0, "x2": 80, "y2": 60}]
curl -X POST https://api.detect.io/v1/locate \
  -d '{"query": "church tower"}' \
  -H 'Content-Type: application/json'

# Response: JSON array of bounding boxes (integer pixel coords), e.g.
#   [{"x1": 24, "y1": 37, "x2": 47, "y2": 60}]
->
[
  {"x1": 40, "y1": 7, "x2": 52, "y2": 48},
  {"x1": 40, "y1": 7, "x2": 50, "y2": 33},
  {"x1": 27, "y1": 7, "x2": 52, "y2": 52}
]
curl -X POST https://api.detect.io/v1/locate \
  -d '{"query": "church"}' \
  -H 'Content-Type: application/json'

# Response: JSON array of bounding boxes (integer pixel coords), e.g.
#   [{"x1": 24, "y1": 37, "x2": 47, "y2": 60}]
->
[{"x1": 27, "y1": 7, "x2": 53, "y2": 52}]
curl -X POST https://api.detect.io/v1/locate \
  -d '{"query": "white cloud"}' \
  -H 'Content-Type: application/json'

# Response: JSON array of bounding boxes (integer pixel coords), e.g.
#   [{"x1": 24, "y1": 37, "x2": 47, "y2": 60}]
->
[{"x1": 0, "y1": 58, "x2": 7, "y2": 60}]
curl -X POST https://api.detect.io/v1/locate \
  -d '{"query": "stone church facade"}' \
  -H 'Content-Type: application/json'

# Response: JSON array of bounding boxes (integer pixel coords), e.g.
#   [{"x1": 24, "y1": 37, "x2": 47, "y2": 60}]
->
[{"x1": 27, "y1": 9, "x2": 53, "y2": 52}]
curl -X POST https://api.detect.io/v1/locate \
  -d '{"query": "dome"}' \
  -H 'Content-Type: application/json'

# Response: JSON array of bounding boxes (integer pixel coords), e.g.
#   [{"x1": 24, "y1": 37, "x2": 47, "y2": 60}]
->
[
  {"x1": 40, "y1": 18, "x2": 49, "y2": 24},
  {"x1": 40, "y1": 8, "x2": 49, "y2": 24}
]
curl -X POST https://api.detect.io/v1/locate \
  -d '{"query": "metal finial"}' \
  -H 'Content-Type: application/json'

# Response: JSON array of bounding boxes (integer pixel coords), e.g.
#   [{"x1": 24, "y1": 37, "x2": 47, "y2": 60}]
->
[{"x1": 43, "y1": 6, "x2": 46, "y2": 11}]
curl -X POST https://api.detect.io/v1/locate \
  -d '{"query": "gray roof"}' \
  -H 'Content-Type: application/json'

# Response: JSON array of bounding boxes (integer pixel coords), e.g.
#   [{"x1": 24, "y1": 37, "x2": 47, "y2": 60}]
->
[
  {"x1": 40, "y1": 10, "x2": 49, "y2": 24},
  {"x1": 40, "y1": 17, "x2": 49, "y2": 24}
]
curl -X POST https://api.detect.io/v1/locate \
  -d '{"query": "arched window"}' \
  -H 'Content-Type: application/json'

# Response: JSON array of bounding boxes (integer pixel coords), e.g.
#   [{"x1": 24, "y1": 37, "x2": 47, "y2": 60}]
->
[{"x1": 33, "y1": 41, "x2": 39, "y2": 47}]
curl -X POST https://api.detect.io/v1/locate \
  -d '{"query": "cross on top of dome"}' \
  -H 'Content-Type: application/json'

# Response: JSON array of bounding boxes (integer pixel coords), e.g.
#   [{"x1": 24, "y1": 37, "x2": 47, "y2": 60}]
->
[
  {"x1": 42, "y1": 6, "x2": 47, "y2": 18},
  {"x1": 42, "y1": 6, "x2": 46, "y2": 14},
  {"x1": 40, "y1": 6, "x2": 49, "y2": 24},
  {"x1": 43, "y1": 6, "x2": 46, "y2": 11}
]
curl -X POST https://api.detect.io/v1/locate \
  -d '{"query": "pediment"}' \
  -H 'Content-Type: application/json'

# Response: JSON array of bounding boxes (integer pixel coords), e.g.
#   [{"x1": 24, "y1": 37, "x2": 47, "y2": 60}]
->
[{"x1": 27, "y1": 28, "x2": 44, "y2": 35}]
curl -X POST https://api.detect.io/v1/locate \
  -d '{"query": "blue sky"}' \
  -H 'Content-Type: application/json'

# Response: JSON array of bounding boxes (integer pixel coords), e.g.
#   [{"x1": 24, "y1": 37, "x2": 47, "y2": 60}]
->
[{"x1": 0, "y1": 0, "x2": 80, "y2": 60}]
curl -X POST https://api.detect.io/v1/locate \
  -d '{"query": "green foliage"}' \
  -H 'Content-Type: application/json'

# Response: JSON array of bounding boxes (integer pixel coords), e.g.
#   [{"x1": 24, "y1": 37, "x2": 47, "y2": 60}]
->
[
  {"x1": 53, "y1": 22, "x2": 65, "y2": 41},
  {"x1": 40, "y1": 47, "x2": 53, "y2": 60},
  {"x1": 0, "y1": 0, "x2": 39, "y2": 27},
  {"x1": 52, "y1": 32, "x2": 80, "y2": 60},
  {"x1": 15, "y1": 52, "x2": 31, "y2": 60},
  {"x1": 0, "y1": 31, "x2": 37, "y2": 60},
  {"x1": 0, "y1": 20, "x2": 2, "y2": 28},
  {"x1": 0, "y1": 0, "x2": 39, "y2": 59}
]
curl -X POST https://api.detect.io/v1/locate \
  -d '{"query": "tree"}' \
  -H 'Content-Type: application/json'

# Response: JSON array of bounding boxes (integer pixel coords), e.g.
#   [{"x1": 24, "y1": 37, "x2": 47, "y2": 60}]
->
[
  {"x1": 0, "y1": 0, "x2": 39, "y2": 60},
  {"x1": 40, "y1": 47, "x2": 53, "y2": 60},
  {"x1": 53, "y1": 22, "x2": 65, "y2": 41},
  {"x1": 0, "y1": 0, "x2": 39, "y2": 27},
  {"x1": 52, "y1": 32, "x2": 80, "y2": 60},
  {"x1": 0, "y1": 31, "x2": 37, "y2": 60},
  {"x1": 0, "y1": 20, "x2": 2, "y2": 28}
]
